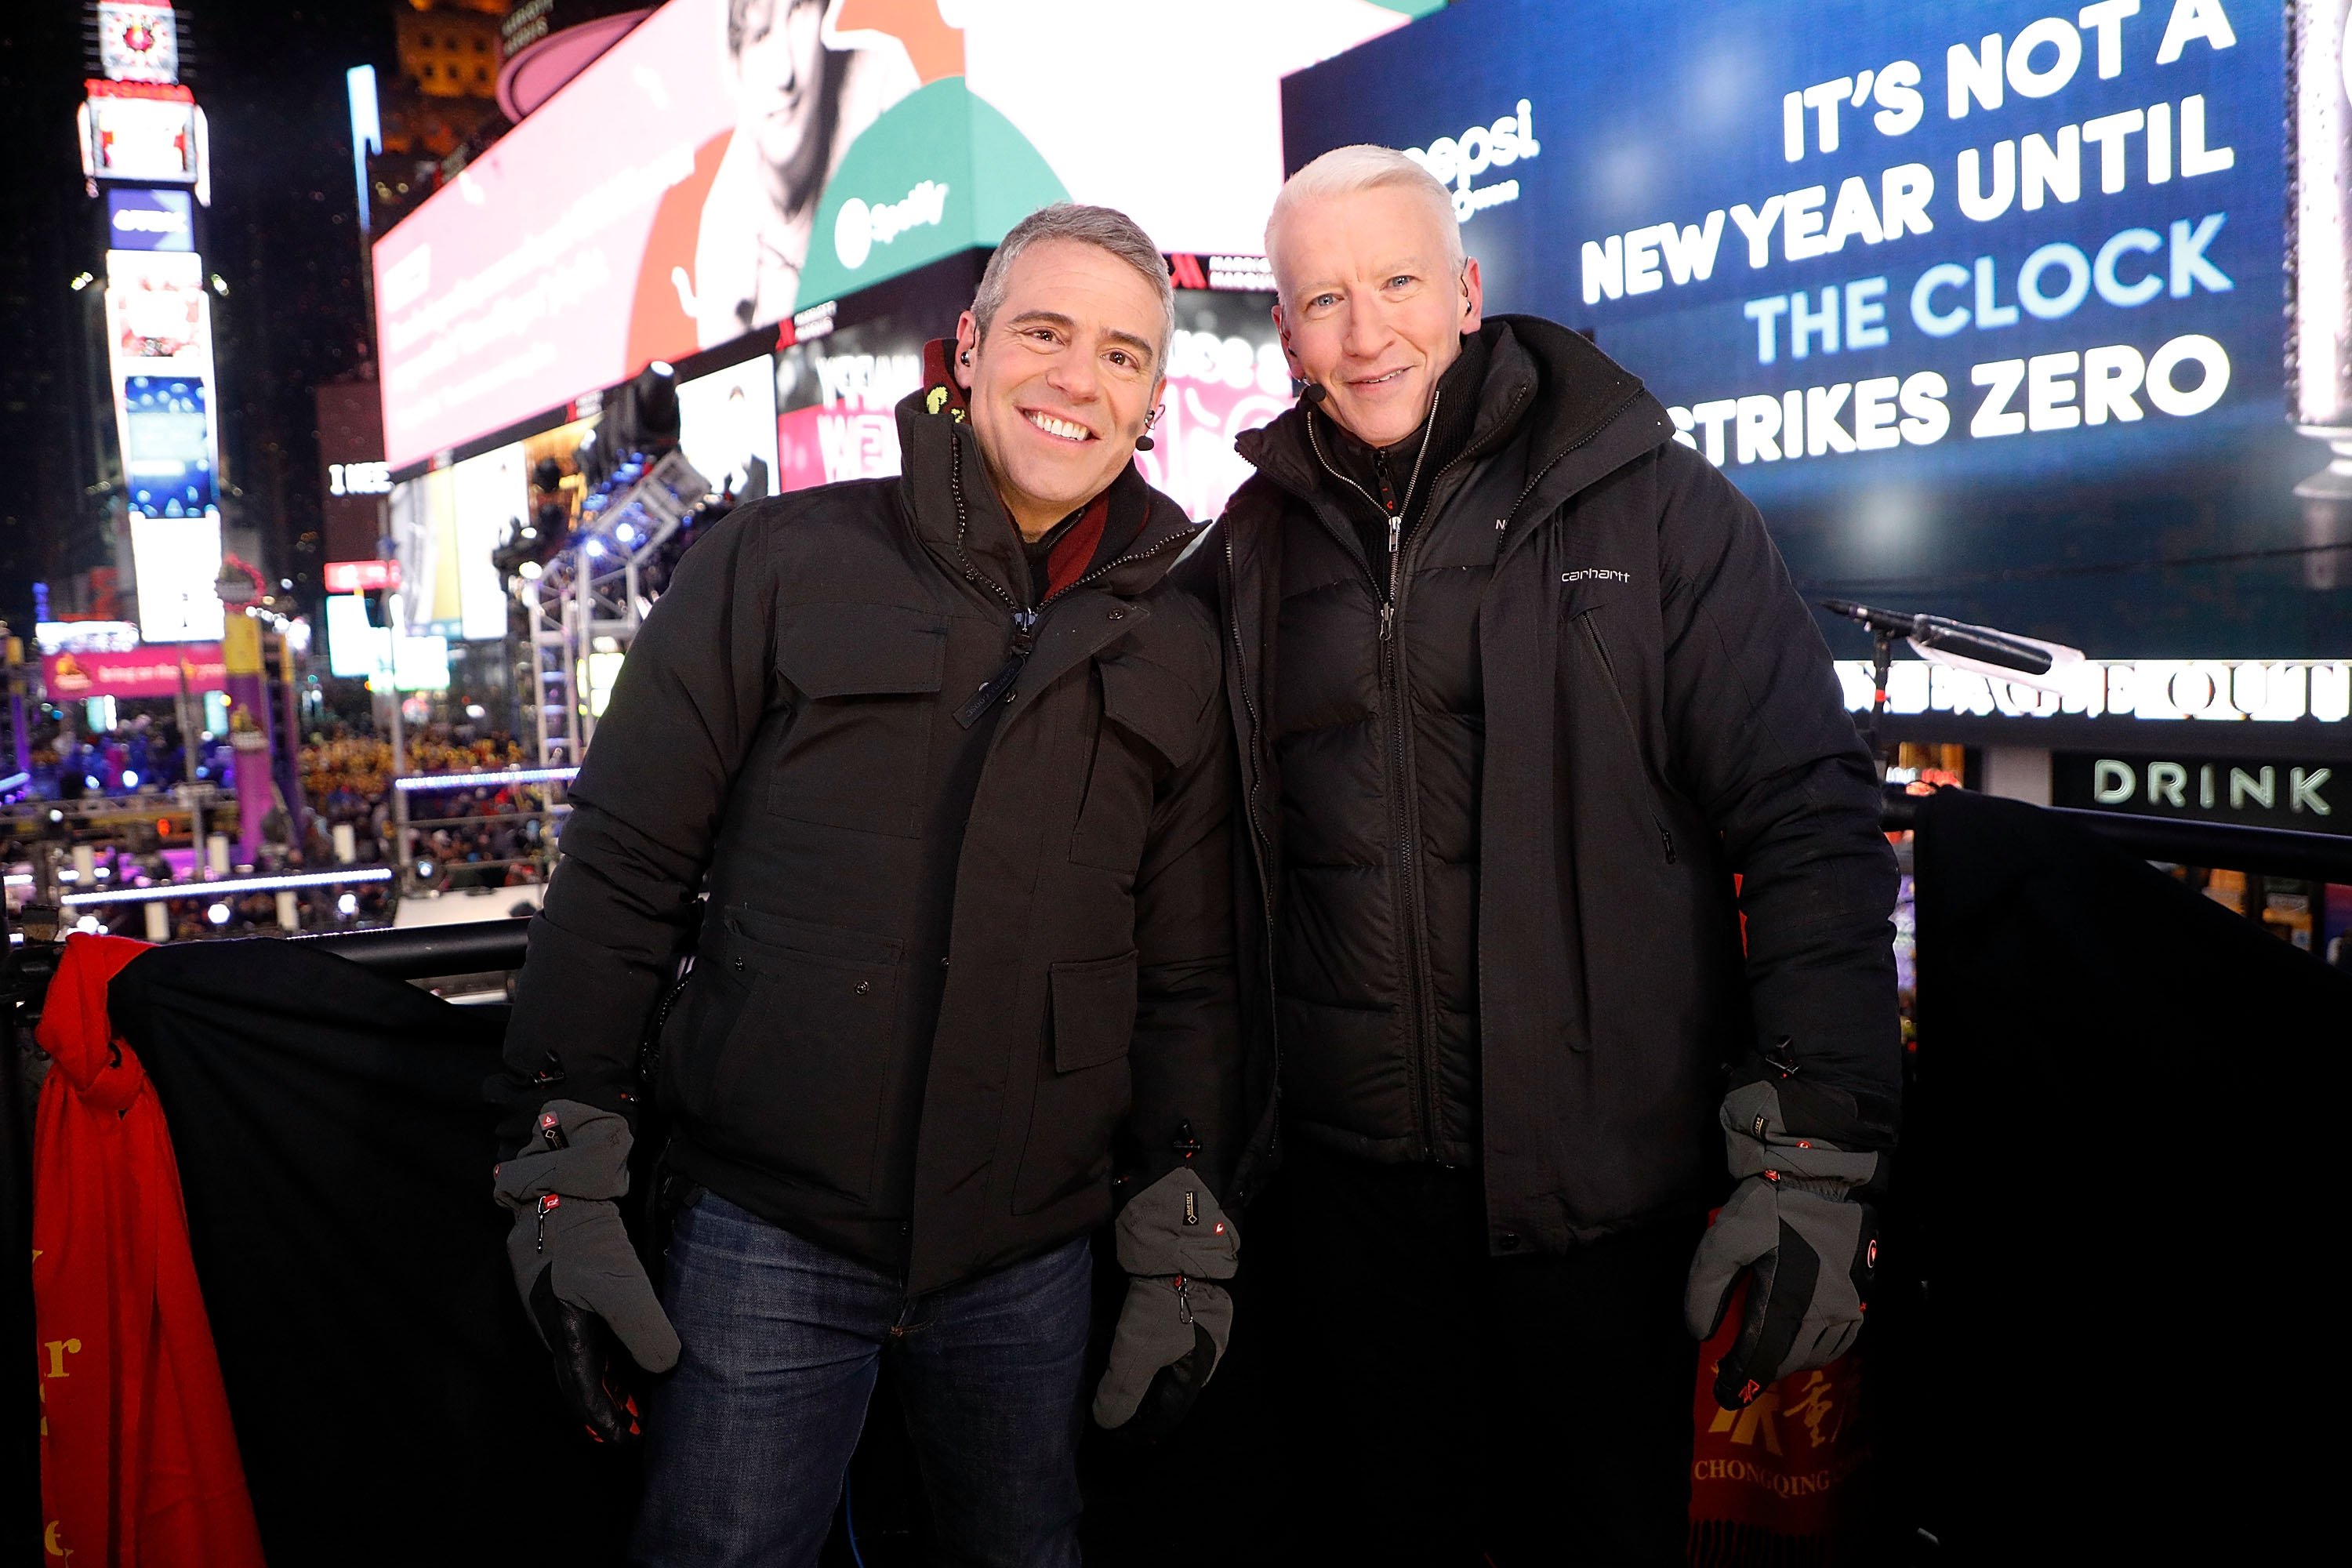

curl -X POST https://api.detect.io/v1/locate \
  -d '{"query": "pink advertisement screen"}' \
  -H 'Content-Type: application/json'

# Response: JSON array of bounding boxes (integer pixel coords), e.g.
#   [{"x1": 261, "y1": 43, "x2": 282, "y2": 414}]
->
[
  {"x1": 45, "y1": 644, "x2": 227, "y2": 700},
  {"x1": 372, "y1": 1, "x2": 741, "y2": 471}
]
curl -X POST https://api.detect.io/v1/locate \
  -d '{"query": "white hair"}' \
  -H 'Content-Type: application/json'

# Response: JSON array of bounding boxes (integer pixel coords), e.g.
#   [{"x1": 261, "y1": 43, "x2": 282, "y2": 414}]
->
[{"x1": 1264, "y1": 144, "x2": 1465, "y2": 304}]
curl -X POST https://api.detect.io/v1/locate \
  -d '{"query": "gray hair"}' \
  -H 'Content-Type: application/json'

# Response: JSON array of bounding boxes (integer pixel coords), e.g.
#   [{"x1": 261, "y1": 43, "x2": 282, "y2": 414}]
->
[
  {"x1": 972, "y1": 203, "x2": 1175, "y2": 372},
  {"x1": 1265, "y1": 145, "x2": 1464, "y2": 305}
]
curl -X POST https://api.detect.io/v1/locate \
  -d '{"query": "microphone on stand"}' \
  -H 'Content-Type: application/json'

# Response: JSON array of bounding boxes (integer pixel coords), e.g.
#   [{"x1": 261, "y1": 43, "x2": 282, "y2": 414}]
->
[
  {"x1": 1818, "y1": 599, "x2": 2067, "y2": 678},
  {"x1": 1818, "y1": 600, "x2": 2086, "y2": 782}
]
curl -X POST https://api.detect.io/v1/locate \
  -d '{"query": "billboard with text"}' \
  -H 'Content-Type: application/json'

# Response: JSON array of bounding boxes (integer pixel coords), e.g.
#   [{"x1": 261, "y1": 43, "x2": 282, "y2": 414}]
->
[{"x1": 1283, "y1": 0, "x2": 2339, "y2": 659}]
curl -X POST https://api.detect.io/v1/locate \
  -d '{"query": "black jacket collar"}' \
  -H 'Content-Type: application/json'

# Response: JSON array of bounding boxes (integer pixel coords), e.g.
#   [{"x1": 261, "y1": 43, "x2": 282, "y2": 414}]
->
[
  {"x1": 1236, "y1": 315, "x2": 1667, "y2": 524},
  {"x1": 892, "y1": 385, "x2": 1200, "y2": 606}
]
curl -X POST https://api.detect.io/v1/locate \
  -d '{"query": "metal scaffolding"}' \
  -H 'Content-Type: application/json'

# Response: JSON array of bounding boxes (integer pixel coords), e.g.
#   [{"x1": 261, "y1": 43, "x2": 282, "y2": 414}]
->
[{"x1": 524, "y1": 449, "x2": 710, "y2": 768}]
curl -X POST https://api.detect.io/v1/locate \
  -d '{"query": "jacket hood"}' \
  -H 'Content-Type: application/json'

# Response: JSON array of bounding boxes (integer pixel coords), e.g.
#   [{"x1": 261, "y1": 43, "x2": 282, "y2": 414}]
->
[
  {"x1": 894, "y1": 339, "x2": 1203, "y2": 603},
  {"x1": 1235, "y1": 315, "x2": 1674, "y2": 521}
]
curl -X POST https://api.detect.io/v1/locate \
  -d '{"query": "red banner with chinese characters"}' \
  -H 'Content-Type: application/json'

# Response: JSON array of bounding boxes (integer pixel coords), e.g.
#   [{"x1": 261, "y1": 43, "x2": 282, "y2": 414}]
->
[
  {"x1": 43, "y1": 644, "x2": 226, "y2": 699},
  {"x1": 1687, "y1": 1296, "x2": 1875, "y2": 1565}
]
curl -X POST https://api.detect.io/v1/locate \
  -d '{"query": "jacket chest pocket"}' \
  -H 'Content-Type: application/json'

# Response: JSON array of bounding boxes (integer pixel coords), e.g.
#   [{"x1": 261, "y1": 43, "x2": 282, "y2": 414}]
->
[
  {"x1": 1014, "y1": 950, "x2": 1139, "y2": 1214},
  {"x1": 674, "y1": 907, "x2": 906, "y2": 1203},
  {"x1": 770, "y1": 604, "x2": 948, "y2": 837},
  {"x1": 1071, "y1": 655, "x2": 1195, "y2": 874}
]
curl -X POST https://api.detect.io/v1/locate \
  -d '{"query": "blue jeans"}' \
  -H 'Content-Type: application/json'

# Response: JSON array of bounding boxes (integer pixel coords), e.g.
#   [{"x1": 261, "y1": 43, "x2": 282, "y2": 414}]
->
[{"x1": 631, "y1": 1192, "x2": 1090, "y2": 1568}]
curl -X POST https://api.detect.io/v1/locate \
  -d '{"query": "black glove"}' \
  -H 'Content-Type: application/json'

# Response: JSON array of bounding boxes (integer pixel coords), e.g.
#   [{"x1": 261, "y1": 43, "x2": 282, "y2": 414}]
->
[
  {"x1": 1686, "y1": 1068, "x2": 1886, "y2": 1410},
  {"x1": 1092, "y1": 1167, "x2": 1240, "y2": 1441},
  {"x1": 493, "y1": 1100, "x2": 680, "y2": 1443}
]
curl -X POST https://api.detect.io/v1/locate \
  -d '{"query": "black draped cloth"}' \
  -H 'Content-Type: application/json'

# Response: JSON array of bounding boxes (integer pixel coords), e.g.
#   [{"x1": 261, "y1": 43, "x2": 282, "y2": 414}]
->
[
  {"x1": 107, "y1": 939, "x2": 634, "y2": 1566},
  {"x1": 1890, "y1": 789, "x2": 2348, "y2": 1556}
]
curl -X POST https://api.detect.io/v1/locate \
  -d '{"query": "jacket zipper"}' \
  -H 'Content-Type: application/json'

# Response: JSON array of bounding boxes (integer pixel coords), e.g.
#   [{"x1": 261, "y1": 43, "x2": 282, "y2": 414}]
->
[
  {"x1": 1224, "y1": 530, "x2": 1284, "y2": 1200},
  {"x1": 946, "y1": 430, "x2": 1189, "y2": 728},
  {"x1": 1576, "y1": 613, "x2": 1678, "y2": 866},
  {"x1": 1305, "y1": 402, "x2": 1448, "y2": 1160},
  {"x1": 638, "y1": 964, "x2": 695, "y2": 1091}
]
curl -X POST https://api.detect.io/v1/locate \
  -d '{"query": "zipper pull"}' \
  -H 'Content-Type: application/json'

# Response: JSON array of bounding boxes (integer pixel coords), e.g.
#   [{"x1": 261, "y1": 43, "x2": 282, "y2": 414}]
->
[
  {"x1": 953, "y1": 611, "x2": 1042, "y2": 728},
  {"x1": 1173, "y1": 1273, "x2": 1195, "y2": 1326},
  {"x1": 1387, "y1": 514, "x2": 1403, "y2": 554},
  {"x1": 1379, "y1": 601, "x2": 1396, "y2": 641},
  {"x1": 535, "y1": 1192, "x2": 559, "y2": 1253}
]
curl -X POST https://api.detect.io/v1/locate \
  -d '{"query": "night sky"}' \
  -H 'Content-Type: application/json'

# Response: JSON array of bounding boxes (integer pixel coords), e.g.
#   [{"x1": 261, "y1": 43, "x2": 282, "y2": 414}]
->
[{"x1": 0, "y1": 0, "x2": 401, "y2": 629}]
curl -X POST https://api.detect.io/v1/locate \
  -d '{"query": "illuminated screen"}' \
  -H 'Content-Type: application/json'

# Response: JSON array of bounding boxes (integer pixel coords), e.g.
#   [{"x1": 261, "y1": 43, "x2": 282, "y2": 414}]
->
[
  {"x1": 387, "y1": 445, "x2": 522, "y2": 642},
  {"x1": 372, "y1": 0, "x2": 1425, "y2": 470},
  {"x1": 677, "y1": 356, "x2": 780, "y2": 502},
  {"x1": 325, "y1": 594, "x2": 387, "y2": 680},
  {"x1": 122, "y1": 374, "x2": 214, "y2": 517},
  {"x1": 97, "y1": 2, "x2": 180, "y2": 84},
  {"x1": 1139, "y1": 289, "x2": 1293, "y2": 525},
  {"x1": 1283, "y1": 0, "x2": 2339, "y2": 657},
  {"x1": 106, "y1": 187, "x2": 194, "y2": 252},
  {"x1": 85, "y1": 85, "x2": 198, "y2": 183},
  {"x1": 129, "y1": 512, "x2": 224, "y2": 643}
]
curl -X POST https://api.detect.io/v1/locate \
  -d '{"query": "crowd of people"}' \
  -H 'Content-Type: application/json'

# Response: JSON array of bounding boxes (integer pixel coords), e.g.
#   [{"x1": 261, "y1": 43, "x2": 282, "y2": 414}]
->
[
  {"x1": 20, "y1": 710, "x2": 233, "y2": 799},
  {"x1": 2, "y1": 718, "x2": 556, "y2": 943},
  {"x1": 300, "y1": 723, "x2": 550, "y2": 889}
]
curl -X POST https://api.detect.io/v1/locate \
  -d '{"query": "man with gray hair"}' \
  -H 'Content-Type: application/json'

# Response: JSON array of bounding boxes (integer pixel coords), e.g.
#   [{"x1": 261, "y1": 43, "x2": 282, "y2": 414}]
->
[
  {"x1": 1214, "y1": 147, "x2": 1900, "y2": 1560},
  {"x1": 495, "y1": 202, "x2": 1251, "y2": 1565}
]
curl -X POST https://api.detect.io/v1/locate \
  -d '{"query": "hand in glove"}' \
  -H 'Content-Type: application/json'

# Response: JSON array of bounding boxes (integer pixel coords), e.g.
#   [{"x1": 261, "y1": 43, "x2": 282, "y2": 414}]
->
[
  {"x1": 1092, "y1": 1167, "x2": 1240, "y2": 1441},
  {"x1": 1686, "y1": 1068, "x2": 1886, "y2": 1410},
  {"x1": 494, "y1": 1099, "x2": 680, "y2": 1443}
]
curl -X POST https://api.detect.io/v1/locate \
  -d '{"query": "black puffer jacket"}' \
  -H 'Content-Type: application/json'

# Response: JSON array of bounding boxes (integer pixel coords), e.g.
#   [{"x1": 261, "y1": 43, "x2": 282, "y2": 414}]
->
[
  {"x1": 501, "y1": 385, "x2": 1244, "y2": 1293},
  {"x1": 1269, "y1": 337, "x2": 1511, "y2": 1167},
  {"x1": 1216, "y1": 317, "x2": 1900, "y2": 1249}
]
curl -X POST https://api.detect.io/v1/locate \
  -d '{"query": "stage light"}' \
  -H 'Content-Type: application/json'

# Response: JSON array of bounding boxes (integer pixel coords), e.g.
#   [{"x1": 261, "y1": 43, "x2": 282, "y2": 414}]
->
[{"x1": 207, "y1": 902, "x2": 230, "y2": 926}]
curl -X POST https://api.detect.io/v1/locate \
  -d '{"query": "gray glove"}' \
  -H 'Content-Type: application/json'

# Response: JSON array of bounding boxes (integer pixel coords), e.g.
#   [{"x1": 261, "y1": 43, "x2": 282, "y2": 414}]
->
[
  {"x1": 1092, "y1": 1167, "x2": 1240, "y2": 1439},
  {"x1": 1686, "y1": 1071, "x2": 1884, "y2": 1410},
  {"x1": 494, "y1": 1099, "x2": 680, "y2": 1442}
]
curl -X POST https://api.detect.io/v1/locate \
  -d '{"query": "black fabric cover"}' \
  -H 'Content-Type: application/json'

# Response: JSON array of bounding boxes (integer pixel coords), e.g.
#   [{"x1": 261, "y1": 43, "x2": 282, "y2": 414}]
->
[
  {"x1": 1896, "y1": 789, "x2": 2349, "y2": 1555},
  {"x1": 105, "y1": 939, "x2": 634, "y2": 1566}
]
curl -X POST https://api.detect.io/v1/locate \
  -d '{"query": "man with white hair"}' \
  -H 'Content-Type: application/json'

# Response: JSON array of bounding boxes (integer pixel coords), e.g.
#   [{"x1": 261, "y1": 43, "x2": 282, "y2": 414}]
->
[{"x1": 1210, "y1": 146, "x2": 1900, "y2": 1561}]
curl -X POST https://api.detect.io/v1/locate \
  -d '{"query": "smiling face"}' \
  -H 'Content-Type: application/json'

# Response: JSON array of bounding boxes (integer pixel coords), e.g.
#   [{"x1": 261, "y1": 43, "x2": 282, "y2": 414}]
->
[
  {"x1": 1271, "y1": 183, "x2": 1483, "y2": 448},
  {"x1": 732, "y1": 0, "x2": 832, "y2": 206},
  {"x1": 954, "y1": 238, "x2": 1166, "y2": 542}
]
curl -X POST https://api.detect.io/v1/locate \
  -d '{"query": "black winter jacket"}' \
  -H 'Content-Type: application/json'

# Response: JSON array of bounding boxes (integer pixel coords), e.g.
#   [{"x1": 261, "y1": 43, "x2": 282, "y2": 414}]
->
[
  {"x1": 1215, "y1": 317, "x2": 1900, "y2": 1250},
  {"x1": 501, "y1": 388, "x2": 1244, "y2": 1293}
]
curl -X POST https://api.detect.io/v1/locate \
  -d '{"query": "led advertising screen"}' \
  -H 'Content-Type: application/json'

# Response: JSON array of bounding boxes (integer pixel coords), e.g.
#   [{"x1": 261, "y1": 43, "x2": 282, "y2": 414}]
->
[
  {"x1": 676, "y1": 355, "x2": 779, "y2": 502},
  {"x1": 386, "y1": 447, "x2": 522, "y2": 644},
  {"x1": 129, "y1": 511, "x2": 225, "y2": 643},
  {"x1": 325, "y1": 593, "x2": 386, "y2": 680},
  {"x1": 372, "y1": 0, "x2": 1427, "y2": 471},
  {"x1": 43, "y1": 644, "x2": 227, "y2": 701},
  {"x1": 121, "y1": 374, "x2": 214, "y2": 518},
  {"x1": 1137, "y1": 289, "x2": 1293, "y2": 525},
  {"x1": 96, "y1": 1, "x2": 180, "y2": 85},
  {"x1": 1282, "y1": 0, "x2": 2339, "y2": 659},
  {"x1": 83, "y1": 80, "x2": 199, "y2": 183},
  {"x1": 105, "y1": 187, "x2": 194, "y2": 252},
  {"x1": 775, "y1": 315, "x2": 926, "y2": 492}
]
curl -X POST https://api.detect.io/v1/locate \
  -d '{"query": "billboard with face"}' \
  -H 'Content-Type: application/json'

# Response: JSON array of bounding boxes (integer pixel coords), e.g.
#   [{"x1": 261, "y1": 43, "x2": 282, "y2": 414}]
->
[{"x1": 372, "y1": 0, "x2": 1429, "y2": 471}]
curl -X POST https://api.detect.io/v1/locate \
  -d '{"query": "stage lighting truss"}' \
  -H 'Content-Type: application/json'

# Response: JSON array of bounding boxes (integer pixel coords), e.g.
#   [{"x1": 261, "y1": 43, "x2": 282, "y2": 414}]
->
[{"x1": 521, "y1": 448, "x2": 710, "y2": 769}]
